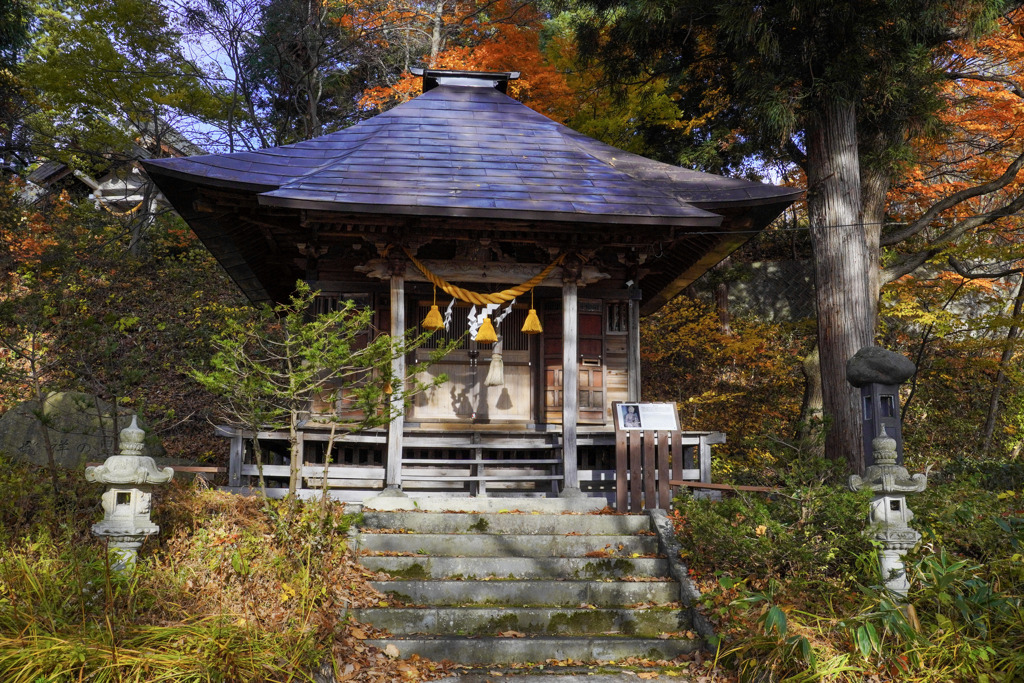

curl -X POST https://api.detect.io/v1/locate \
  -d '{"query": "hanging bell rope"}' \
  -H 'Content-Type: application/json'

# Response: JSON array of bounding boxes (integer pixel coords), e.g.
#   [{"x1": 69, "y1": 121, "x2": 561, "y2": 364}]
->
[
  {"x1": 485, "y1": 336, "x2": 504, "y2": 386},
  {"x1": 475, "y1": 316, "x2": 498, "y2": 344},
  {"x1": 522, "y1": 288, "x2": 542, "y2": 335},
  {"x1": 402, "y1": 247, "x2": 565, "y2": 306}
]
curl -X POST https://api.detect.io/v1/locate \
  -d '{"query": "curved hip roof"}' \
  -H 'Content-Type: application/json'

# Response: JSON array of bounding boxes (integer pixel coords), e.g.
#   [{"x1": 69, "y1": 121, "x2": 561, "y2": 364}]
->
[
  {"x1": 144, "y1": 83, "x2": 799, "y2": 227},
  {"x1": 143, "y1": 76, "x2": 800, "y2": 311}
]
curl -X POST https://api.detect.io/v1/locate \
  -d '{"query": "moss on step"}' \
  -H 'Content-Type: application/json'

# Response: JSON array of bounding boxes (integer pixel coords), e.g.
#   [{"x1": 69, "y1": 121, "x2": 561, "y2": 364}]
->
[
  {"x1": 383, "y1": 563, "x2": 430, "y2": 579},
  {"x1": 467, "y1": 518, "x2": 490, "y2": 532},
  {"x1": 546, "y1": 610, "x2": 635, "y2": 635}
]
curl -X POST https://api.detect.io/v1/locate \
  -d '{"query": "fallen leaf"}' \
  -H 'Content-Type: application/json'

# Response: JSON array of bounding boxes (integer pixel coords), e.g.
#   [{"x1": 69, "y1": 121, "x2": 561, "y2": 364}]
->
[
  {"x1": 384, "y1": 644, "x2": 400, "y2": 658},
  {"x1": 498, "y1": 630, "x2": 526, "y2": 638},
  {"x1": 638, "y1": 673, "x2": 659, "y2": 680},
  {"x1": 350, "y1": 628, "x2": 368, "y2": 640}
]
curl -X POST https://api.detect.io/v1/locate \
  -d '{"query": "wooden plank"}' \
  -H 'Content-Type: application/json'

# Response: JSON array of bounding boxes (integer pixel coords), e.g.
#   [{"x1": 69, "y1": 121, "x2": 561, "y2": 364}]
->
[
  {"x1": 229, "y1": 433, "x2": 244, "y2": 487},
  {"x1": 241, "y1": 464, "x2": 291, "y2": 477},
  {"x1": 629, "y1": 433, "x2": 642, "y2": 513},
  {"x1": 403, "y1": 439, "x2": 557, "y2": 449},
  {"x1": 699, "y1": 434, "x2": 712, "y2": 484},
  {"x1": 385, "y1": 268, "x2": 405, "y2": 490},
  {"x1": 561, "y1": 278, "x2": 579, "y2": 493},
  {"x1": 670, "y1": 480, "x2": 778, "y2": 493},
  {"x1": 657, "y1": 431, "x2": 671, "y2": 509},
  {"x1": 404, "y1": 474, "x2": 563, "y2": 482},
  {"x1": 670, "y1": 431, "x2": 682, "y2": 496},
  {"x1": 615, "y1": 429, "x2": 628, "y2": 512},
  {"x1": 86, "y1": 463, "x2": 226, "y2": 474},
  {"x1": 404, "y1": 458, "x2": 562, "y2": 465},
  {"x1": 642, "y1": 431, "x2": 656, "y2": 511},
  {"x1": 301, "y1": 465, "x2": 386, "y2": 478}
]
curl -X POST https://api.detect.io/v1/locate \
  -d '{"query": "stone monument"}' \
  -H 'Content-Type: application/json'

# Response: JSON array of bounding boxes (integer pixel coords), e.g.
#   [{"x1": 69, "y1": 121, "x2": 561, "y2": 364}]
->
[
  {"x1": 85, "y1": 416, "x2": 174, "y2": 572},
  {"x1": 848, "y1": 426, "x2": 928, "y2": 597}
]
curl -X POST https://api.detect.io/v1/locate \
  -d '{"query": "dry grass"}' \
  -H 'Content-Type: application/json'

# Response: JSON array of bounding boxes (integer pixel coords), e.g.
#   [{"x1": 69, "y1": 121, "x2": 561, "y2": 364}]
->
[{"x1": 0, "y1": 459, "x2": 452, "y2": 682}]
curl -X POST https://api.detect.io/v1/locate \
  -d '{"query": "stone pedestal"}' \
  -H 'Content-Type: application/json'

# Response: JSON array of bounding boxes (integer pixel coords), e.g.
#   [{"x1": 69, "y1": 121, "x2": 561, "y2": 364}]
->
[
  {"x1": 85, "y1": 416, "x2": 173, "y2": 572},
  {"x1": 849, "y1": 426, "x2": 926, "y2": 598}
]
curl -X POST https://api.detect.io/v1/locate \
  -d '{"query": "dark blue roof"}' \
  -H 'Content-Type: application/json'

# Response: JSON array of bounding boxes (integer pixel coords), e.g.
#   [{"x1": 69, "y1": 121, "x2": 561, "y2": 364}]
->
[{"x1": 144, "y1": 83, "x2": 798, "y2": 227}]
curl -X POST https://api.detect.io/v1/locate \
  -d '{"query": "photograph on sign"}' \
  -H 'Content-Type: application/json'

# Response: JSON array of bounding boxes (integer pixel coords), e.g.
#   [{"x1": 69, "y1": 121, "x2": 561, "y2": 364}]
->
[{"x1": 619, "y1": 403, "x2": 643, "y2": 429}]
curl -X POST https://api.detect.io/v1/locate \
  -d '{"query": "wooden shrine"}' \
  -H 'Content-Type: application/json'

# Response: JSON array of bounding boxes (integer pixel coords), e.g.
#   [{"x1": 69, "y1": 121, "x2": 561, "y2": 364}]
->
[{"x1": 143, "y1": 69, "x2": 800, "y2": 502}]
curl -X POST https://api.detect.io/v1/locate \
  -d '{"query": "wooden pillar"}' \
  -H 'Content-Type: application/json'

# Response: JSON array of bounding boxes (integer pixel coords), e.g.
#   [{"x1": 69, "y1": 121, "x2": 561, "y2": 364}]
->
[
  {"x1": 561, "y1": 263, "x2": 582, "y2": 496},
  {"x1": 383, "y1": 258, "x2": 406, "y2": 495},
  {"x1": 228, "y1": 429, "x2": 243, "y2": 488},
  {"x1": 627, "y1": 283, "x2": 641, "y2": 402}
]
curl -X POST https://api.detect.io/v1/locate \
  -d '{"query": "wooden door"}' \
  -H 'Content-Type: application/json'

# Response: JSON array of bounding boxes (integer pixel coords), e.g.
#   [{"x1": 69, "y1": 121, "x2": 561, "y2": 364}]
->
[{"x1": 544, "y1": 300, "x2": 606, "y2": 424}]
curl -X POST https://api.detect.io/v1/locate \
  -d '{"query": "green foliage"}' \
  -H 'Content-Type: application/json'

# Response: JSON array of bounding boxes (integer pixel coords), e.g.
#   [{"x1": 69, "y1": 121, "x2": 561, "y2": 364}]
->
[
  {"x1": 880, "y1": 273, "x2": 1024, "y2": 465},
  {"x1": 674, "y1": 482, "x2": 873, "y2": 586},
  {"x1": 192, "y1": 280, "x2": 452, "y2": 495},
  {"x1": 681, "y1": 472, "x2": 1024, "y2": 682},
  {"x1": 23, "y1": 0, "x2": 220, "y2": 169},
  {"x1": 0, "y1": 180, "x2": 246, "y2": 461}
]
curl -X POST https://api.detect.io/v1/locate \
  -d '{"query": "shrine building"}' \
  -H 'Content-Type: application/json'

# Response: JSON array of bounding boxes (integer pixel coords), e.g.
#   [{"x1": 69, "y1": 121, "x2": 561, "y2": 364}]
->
[{"x1": 143, "y1": 69, "x2": 800, "y2": 501}]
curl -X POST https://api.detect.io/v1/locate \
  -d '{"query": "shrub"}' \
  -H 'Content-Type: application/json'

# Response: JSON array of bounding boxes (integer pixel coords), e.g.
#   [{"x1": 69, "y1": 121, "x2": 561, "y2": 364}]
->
[{"x1": 673, "y1": 483, "x2": 874, "y2": 588}]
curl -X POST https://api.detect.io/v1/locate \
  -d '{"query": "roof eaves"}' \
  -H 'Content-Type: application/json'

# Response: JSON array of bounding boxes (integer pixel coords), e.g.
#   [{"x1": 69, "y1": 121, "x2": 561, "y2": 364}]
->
[{"x1": 256, "y1": 192, "x2": 725, "y2": 228}]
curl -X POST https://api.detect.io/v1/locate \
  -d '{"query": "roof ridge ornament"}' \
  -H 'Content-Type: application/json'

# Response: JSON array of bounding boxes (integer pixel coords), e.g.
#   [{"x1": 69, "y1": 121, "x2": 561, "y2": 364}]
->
[{"x1": 411, "y1": 67, "x2": 521, "y2": 94}]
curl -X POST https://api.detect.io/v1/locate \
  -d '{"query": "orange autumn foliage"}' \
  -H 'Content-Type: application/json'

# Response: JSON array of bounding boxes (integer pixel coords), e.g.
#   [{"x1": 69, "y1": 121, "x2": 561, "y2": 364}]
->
[
  {"x1": 358, "y1": 0, "x2": 574, "y2": 122},
  {"x1": 889, "y1": 10, "x2": 1024, "y2": 235}
]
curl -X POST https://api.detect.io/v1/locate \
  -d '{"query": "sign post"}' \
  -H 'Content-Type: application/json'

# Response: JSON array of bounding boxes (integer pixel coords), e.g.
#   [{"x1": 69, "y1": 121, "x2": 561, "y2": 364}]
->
[{"x1": 614, "y1": 402, "x2": 685, "y2": 512}]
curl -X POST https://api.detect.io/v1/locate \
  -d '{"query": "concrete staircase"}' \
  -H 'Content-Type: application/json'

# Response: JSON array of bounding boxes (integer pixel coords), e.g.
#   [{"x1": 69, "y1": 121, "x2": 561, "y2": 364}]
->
[{"x1": 349, "y1": 502, "x2": 704, "y2": 667}]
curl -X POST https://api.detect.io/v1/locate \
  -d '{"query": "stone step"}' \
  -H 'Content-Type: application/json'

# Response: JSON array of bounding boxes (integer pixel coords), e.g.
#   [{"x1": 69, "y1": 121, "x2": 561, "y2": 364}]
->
[
  {"x1": 364, "y1": 635, "x2": 702, "y2": 666},
  {"x1": 372, "y1": 579, "x2": 680, "y2": 607},
  {"x1": 350, "y1": 606, "x2": 692, "y2": 636},
  {"x1": 358, "y1": 533, "x2": 659, "y2": 558},
  {"x1": 361, "y1": 496, "x2": 608, "y2": 514},
  {"x1": 360, "y1": 555, "x2": 671, "y2": 580},
  {"x1": 361, "y1": 511, "x2": 652, "y2": 536}
]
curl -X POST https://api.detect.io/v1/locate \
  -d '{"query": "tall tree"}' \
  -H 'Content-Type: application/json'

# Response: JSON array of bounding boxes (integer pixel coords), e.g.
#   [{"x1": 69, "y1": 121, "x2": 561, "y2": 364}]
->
[
  {"x1": 0, "y1": 0, "x2": 31, "y2": 168},
  {"x1": 573, "y1": 0, "x2": 1020, "y2": 473}
]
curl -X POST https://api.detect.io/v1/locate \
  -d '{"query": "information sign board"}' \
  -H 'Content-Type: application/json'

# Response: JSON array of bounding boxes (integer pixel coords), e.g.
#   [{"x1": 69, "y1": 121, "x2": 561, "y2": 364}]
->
[{"x1": 615, "y1": 402, "x2": 680, "y2": 431}]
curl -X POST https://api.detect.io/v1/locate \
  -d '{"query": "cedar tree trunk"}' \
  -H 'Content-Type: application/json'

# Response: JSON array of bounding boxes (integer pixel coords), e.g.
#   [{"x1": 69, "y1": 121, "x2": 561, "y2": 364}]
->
[{"x1": 806, "y1": 97, "x2": 873, "y2": 475}]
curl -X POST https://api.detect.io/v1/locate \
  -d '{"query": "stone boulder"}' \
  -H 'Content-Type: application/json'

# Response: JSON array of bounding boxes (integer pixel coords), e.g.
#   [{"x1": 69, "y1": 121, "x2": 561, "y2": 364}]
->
[
  {"x1": 846, "y1": 346, "x2": 916, "y2": 388},
  {"x1": 0, "y1": 392, "x2": 164, "y2": 469}
]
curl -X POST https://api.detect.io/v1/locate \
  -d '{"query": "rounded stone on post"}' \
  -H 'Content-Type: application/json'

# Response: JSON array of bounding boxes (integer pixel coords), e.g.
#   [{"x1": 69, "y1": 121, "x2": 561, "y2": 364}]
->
[
  {"x1": 85, "y1": 416, "x2": 174, "y2": 572},
  {"x1": 847, "y1": 345, "x2": 916, "y2": 466}
]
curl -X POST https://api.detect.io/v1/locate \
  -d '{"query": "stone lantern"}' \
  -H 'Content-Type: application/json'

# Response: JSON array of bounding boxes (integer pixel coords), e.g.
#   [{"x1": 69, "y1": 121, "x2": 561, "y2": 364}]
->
[
  {"x1": 847, "y1": 346, "x2": 916, "y2": 466},
  {"x1": 848, "y1": 426, "x2": 927, "y2": 598},
  {"x1": 85, "y1": 416, "x2": 174, "y2": 571}
]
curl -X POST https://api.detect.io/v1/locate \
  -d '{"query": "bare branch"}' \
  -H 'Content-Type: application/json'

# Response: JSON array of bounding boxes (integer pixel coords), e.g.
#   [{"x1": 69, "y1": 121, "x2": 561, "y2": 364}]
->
[
  {"x1": 882, "y1": 190, "x2": 1024, "y2": 283},
  {"x1": 947, "y1": 71, "x2": 1024, "y2": 99},
  {"x1": 881, "y1": 148, "x2": 1024, "y2": 247}
]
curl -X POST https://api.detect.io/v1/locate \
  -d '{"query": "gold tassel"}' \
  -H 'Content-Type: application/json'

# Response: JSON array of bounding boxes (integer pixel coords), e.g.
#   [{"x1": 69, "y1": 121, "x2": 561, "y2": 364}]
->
[
  {"x1": 475, "y1": 317, "x2": 497, "y2": 344},
  {"x1": 522, "y1": 308, "x2": 542, "y2": 334},
  {"x1": 522, "y1": 288, "x2": 542, "y2": 335},
  {"x1": 422, "y1": 304, "x2": 444, "y2": 331}
]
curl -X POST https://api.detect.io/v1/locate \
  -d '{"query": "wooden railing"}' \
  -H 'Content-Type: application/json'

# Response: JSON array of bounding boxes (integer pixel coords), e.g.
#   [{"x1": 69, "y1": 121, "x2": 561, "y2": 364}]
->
[{"x1": 614, "y1": 431, "x2": 723, "y2": 512}]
